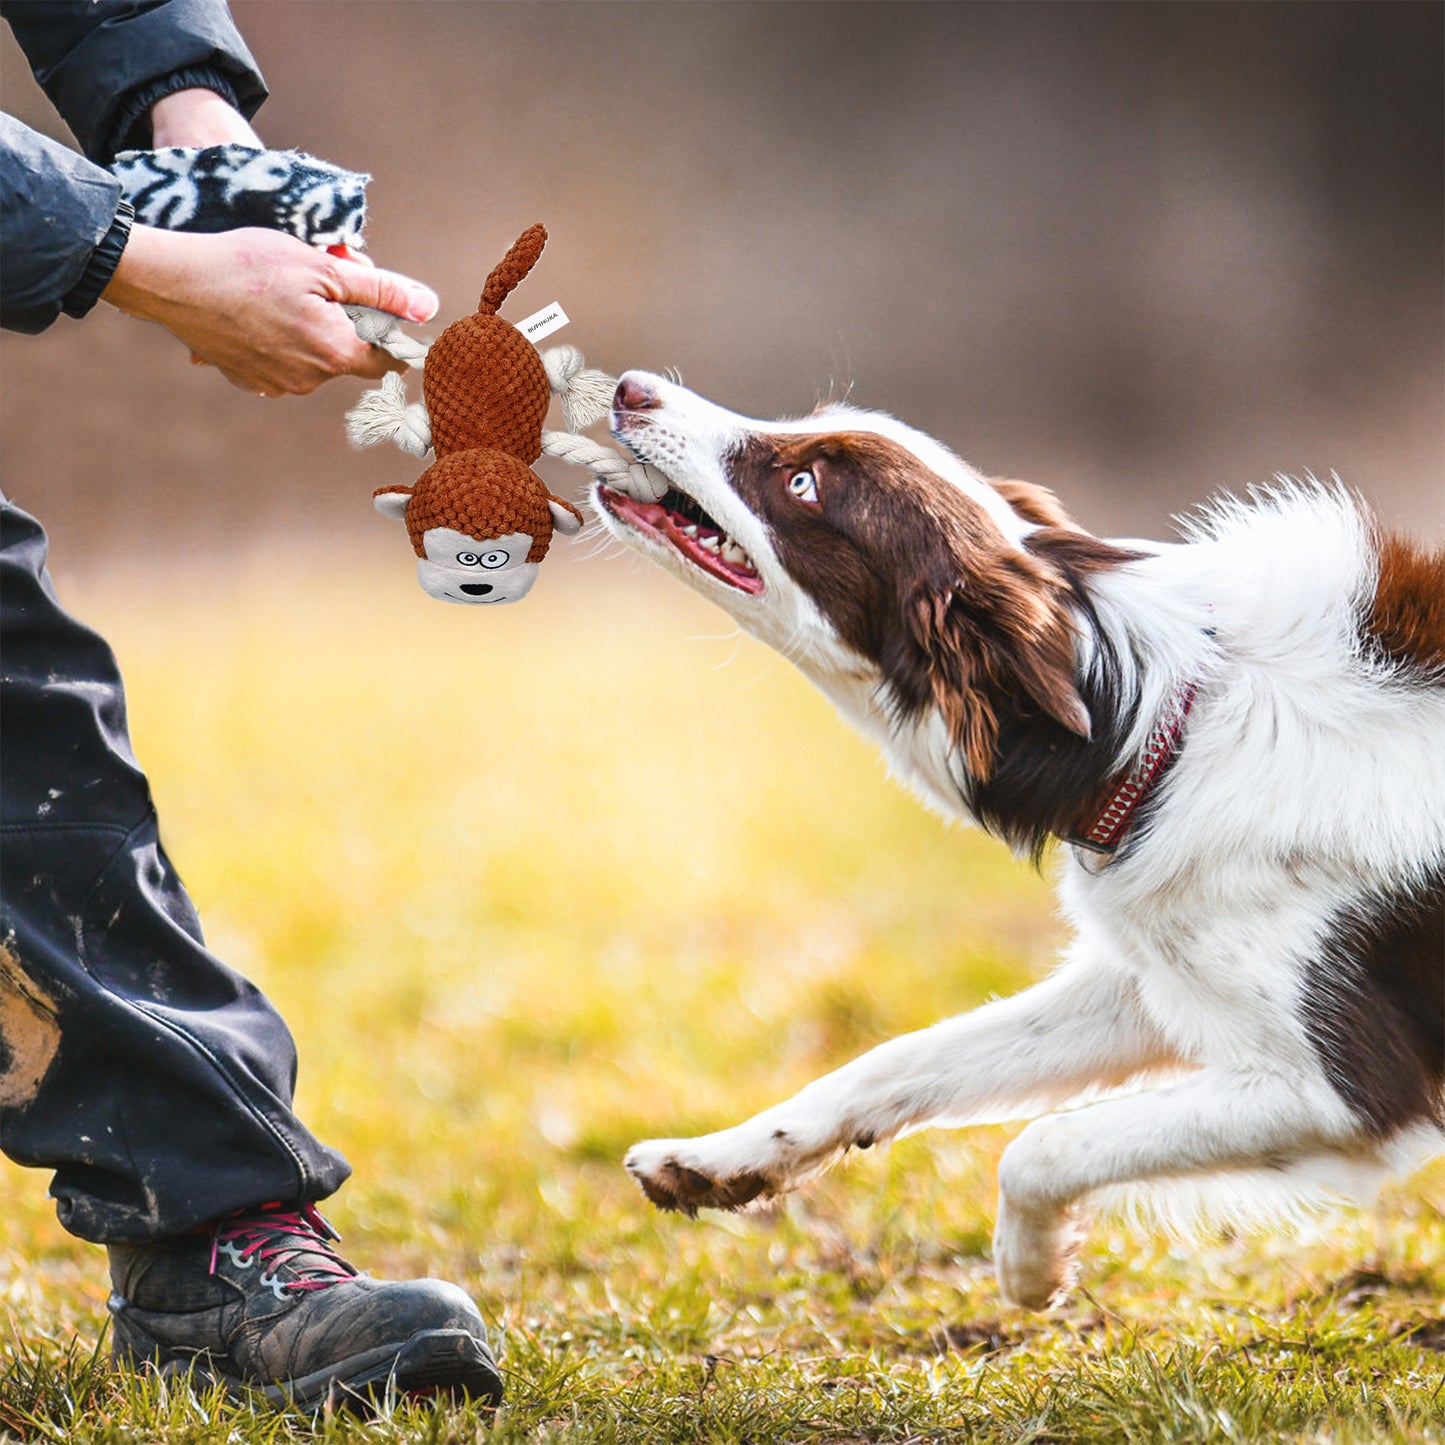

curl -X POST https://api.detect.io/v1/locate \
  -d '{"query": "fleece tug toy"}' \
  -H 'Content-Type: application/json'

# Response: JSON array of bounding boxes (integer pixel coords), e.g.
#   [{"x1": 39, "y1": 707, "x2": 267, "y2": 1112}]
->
[
  {"x1": 113, "y1": 145, "x2": 369, "y2": 245},
  {"x1": 347, "y1": 222, "x2": 666, "y2": 605}
]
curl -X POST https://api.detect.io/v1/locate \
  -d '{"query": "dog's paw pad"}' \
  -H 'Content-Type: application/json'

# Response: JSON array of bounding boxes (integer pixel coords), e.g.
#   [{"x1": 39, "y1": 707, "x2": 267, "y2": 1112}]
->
[{"x1": 625, "y1": 1143, "x2": 771, "y2": 1216}]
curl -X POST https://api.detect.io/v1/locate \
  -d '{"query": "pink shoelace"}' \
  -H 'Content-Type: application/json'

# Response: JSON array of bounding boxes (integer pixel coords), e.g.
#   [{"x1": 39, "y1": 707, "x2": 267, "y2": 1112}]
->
[{"x1": 208, "y1": 1202, "x2": 357, "y2": 1293}]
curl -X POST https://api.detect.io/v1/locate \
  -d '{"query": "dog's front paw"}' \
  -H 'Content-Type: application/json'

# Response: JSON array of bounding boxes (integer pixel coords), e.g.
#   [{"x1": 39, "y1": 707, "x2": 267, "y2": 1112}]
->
[{"x1": 625, "y1": 1137, "x2": 774, "y2": 1217}]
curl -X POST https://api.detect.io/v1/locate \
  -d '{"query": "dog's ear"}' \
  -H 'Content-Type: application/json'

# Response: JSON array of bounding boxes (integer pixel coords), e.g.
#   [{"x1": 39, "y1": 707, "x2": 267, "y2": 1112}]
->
[
  {"x1": 904, "y1": 583, "x2": 1000, "y2": 779},
  {"x1": 903, "y1": 561, "x2": 1091, "y2": 781},
  {"x1": 989, "y1": 477, "x2": 1081, "y2": 532},
  {"x1": 1000, "y1": 596, "x2": 1093, "y2": 741}
]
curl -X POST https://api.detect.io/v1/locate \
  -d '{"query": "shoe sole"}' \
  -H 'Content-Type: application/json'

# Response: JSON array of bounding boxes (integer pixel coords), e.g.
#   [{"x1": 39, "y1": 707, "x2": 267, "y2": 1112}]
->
[{"x1": 120, "y1": 1326, "x2": 504, "y2": 1415}]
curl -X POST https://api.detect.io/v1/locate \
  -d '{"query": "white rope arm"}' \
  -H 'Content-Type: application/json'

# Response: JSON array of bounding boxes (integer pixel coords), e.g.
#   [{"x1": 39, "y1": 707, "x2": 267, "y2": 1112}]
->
[
  {"x1": 345, "y1": 305, "x2": 430, "y2": 367},
  {"x1": 540, "y1": 345, "x2": 616, "y2": 432},
  {"x1": 345, "y1": 372, "x2": 432, "y2": 457},
  {"x1": 540, "y1": 430, "x2": 669, "y2": 502}
]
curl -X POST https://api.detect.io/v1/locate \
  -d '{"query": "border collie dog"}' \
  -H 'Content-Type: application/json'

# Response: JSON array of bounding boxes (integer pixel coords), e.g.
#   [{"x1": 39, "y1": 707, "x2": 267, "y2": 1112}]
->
[{"x1": 593, "y1": 372, "x2": 1443, "y2": 1309}]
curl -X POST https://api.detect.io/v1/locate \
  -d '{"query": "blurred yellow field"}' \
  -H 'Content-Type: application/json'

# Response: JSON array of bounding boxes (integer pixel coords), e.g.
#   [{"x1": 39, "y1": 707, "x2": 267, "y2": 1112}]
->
[{"x1": 3, "y1": 560, "x2": 1441, "y2": 1442}]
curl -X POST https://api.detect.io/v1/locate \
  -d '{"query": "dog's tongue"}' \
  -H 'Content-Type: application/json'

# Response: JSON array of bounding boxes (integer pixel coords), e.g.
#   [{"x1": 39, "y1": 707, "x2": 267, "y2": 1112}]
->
[{"x1": 602, "y1": 488, "x2": 763, "y2": 595}]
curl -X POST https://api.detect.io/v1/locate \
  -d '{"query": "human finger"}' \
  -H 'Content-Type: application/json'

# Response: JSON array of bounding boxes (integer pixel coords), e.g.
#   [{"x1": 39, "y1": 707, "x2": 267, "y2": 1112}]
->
[
  {"x1": 299, "y1": 293, "x2": 414, "y2": 381},
  {"x1": 324, "y1": 256, "x2": 438, "y2": 323},
  {"x1": 347, "y1": 342, "x2": 409, "y2": 382}
]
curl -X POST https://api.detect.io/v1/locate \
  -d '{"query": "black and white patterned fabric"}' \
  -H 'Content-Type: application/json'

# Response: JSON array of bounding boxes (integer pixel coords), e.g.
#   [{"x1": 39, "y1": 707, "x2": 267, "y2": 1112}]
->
[{"x1": 111, "y1": 145, "x2": 370, "y2": 247}]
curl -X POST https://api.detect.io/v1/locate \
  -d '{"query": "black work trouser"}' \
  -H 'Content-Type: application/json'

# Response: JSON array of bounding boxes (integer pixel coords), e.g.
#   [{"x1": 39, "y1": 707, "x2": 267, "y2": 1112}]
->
[{"x1": 0, "y1": 496, "x2": 350, "y2": 1244}]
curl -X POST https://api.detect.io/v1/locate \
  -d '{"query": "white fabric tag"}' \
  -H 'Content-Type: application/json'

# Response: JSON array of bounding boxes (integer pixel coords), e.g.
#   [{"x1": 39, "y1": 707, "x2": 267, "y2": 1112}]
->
[{"x1": 517, "y1": 301, "x2": 570, "y2": 343}]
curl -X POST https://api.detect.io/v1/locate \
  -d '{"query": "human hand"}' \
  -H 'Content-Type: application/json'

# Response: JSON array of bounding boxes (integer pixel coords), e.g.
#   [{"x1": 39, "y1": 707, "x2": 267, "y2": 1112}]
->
[{"x1": 101, "y1": 225, "x2": 439, "y2": 396}]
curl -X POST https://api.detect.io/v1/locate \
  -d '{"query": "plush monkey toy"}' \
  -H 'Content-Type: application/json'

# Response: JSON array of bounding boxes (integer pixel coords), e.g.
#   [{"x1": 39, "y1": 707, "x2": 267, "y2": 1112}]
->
[
  {"x1": 351, "y1": 224, "x2": 580, "y2": 605},
  {"x1": 347, "y1": 223, "x2": 662, "y2": 605}
]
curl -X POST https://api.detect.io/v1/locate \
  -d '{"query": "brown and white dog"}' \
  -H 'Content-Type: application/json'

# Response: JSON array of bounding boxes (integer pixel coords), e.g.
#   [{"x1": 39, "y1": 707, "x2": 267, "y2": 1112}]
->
[{"x1": 593, "y1": 372, "x2": 1444, "y2": 1309}]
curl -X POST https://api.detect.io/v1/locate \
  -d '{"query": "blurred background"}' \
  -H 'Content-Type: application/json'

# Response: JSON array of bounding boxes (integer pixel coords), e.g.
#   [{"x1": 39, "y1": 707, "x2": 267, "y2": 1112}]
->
[{"x1": 2, "y1": 0, "x2": 1441, "y2": 576}]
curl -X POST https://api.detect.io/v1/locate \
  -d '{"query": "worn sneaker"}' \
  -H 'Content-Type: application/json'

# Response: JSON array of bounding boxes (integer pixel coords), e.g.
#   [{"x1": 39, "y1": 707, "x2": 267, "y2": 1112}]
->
[{"x1": 107, "y1": 1202, "x2": 503, "y2": 1413}]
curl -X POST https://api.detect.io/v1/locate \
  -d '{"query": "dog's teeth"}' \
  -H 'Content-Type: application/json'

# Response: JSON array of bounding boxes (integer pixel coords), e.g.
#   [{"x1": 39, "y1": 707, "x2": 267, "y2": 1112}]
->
[
  {"x1": 682, "y1": 524, "x2": 699, "y2": 538},
  {"x1": 698, "y1": 534, "x2": 721, "y2": 552},
  {"x1": 722, "y1": 541, "x2": 749, "y2": 565}
]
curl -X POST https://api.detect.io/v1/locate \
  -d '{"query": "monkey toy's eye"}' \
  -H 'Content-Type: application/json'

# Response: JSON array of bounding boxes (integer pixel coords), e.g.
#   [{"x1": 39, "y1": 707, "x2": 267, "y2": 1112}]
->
[
  {"x1": 456, "y1": 552, "x2": 483, "y2": 566},
  {"x1": 479, "y1": 550, "x2": 510, "y2": 569},
  {"x1": 787, "y1": 470, "x2": 820, "y2": 505}
]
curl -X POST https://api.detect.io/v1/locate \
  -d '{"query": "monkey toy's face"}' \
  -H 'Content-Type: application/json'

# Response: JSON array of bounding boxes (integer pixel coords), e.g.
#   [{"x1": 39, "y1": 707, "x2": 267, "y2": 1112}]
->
[{"x1": 417, "y1": 527, "x2": 542, "y2": 605}]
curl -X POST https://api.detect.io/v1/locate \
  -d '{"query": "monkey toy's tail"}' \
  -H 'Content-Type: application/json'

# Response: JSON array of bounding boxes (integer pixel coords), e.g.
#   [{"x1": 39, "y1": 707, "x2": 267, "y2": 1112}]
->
[{"x1": 478, "y1": 223, "x2": 547, "y2": 318}]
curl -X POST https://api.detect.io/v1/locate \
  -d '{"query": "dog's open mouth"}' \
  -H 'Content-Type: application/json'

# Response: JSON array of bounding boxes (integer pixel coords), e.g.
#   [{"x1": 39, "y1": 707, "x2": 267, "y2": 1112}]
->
[{"x1": 598, "y1": 485, "x2": 764, "y2": 595}]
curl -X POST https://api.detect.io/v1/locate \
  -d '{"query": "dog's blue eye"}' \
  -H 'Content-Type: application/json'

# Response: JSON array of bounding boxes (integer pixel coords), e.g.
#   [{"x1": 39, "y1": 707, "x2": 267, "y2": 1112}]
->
[{"x1": 788, "y1": 470, "x2": 820, "y2": 504}]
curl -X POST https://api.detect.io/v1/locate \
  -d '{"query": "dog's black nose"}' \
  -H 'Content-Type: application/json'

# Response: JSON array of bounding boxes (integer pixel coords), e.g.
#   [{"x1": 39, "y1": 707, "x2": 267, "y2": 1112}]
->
[
  {"x1": 615, "y1": 375, "x2": 659, "y2": 412},
  {"x1": 460, "y1": 583, "x2": 494, "y2": 596}
]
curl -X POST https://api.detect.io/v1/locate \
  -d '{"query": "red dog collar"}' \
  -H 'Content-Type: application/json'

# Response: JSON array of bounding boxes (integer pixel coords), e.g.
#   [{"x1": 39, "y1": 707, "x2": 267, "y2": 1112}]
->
[{"x1": 1066, "y1": 679, "x2": 1200, "y2": 856}]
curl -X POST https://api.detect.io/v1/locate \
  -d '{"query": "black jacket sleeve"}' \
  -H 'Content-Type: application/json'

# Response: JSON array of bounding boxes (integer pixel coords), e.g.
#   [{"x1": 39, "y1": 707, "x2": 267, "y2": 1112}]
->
[
  {"x1": 0, "y1": 0, "x2": 267, "y2": 333},
  {"x1": 0, "y1": 115, "x2": 133, "y2": 334},
  {"x1": 1, "y1": 0, "x2": 267, "y2": 164}
]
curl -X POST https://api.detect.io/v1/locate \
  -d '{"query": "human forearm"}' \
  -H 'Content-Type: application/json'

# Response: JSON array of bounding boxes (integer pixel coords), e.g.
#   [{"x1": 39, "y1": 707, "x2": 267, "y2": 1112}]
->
[{"x1": 149, "y1": 87, "x2": 262, "y2": 149}]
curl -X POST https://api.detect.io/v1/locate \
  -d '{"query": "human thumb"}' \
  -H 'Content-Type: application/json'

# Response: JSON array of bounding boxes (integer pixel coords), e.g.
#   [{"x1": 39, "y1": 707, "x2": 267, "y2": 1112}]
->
[{"x1": 328, "y1": 257, "x2": 438, "y2": 323}]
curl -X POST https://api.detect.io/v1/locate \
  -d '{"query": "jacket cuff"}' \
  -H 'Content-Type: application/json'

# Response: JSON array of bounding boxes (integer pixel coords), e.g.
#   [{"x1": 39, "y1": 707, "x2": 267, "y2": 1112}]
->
[
  {"x1": 105, "y1": 67, "x2": 243, "y2": 163},
  {"x1": 61, "y1": 199, "x2": 135, "y2": 320}
]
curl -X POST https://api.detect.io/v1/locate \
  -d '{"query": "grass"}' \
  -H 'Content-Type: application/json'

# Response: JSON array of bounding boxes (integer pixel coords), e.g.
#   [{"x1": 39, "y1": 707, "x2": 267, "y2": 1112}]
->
[{"x1": 3, "y1": 556, "x2": 1442, "y2": 1443}]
